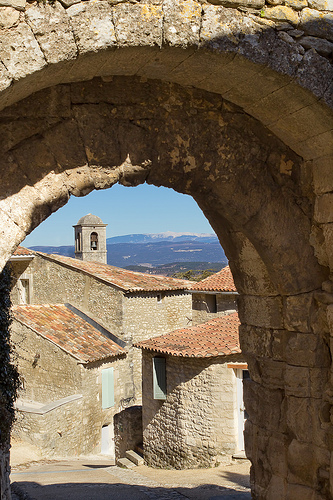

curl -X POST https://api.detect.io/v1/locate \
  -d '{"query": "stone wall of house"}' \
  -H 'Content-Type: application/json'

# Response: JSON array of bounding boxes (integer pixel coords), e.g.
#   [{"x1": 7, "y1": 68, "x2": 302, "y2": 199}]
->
[
  {"x1": 191, "y1": 293, "x2": 237, "y2": 326},
  {"x1": 11, "y1": 319, "x2": 137, "y2": 457},
  {"x1": 11, "y1": 254, "x2": 124, "y2": 337},
  {"x1": 12, "y1": 322, "x2": 82, "y2": 403},
  {"x1": 114, "y1": 406, "x2": 143, "y2": 459},
  {"x1": 124, "y1": 291, "x2": 192, "y2": 399},
  {"x1": 142, "y1": 350, "x2": 244, "y2": 469}
]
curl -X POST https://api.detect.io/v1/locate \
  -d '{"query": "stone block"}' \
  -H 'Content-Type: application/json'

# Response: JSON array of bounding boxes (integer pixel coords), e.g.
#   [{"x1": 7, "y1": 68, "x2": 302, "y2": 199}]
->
[
  {"x1": 239, "y1": 324, "x2": 272, "y2": 358},
  {"x1": 300, "y1": 8, "x2": 333, "y2": 41},
  {"x1": 285, "y1": 365, "x2": 310, "y2": 397},
  {"x1": 113, "y1": 3, "x2": 163, "y2": 47},
  {"x1": 0, "y1": 22, "x2": 46, "y2": 80},
  {"x1": 286, "y1": 396, "x2": 327, "y2": 447},
  {"x1": 0, "y1": 0, "x2": 25, "y2": 10},
  {"x1": 26, "y1": 2, "x2": 77, "y2": 64},
  {"x1": 67, "y1": 1, "x2": 116, "y2": 54},
  {"x1": 163, "y1": 0, "x2": 201, "y2": 48},
  {"x1": 0, "y1": 6, "x2": 19, "y2": 28},
  {"x1": 299, "y1": 35, "x2": 333, "y2": 55},
  {"x1": 260, "y1": 358, "x2": 285, "y2": 390},
  {"x1": 245, "y1": 80, "x2": 318, "y2": 127},
  {"x1": 261, "y1": 5, "x2": 299, "y2": 24},
  {"x1": 285, "y1": 0, "x2": 308, "y2": 9},
  {"x1": 283, "y1": 292, "x2": 313, "y2": 332},
  {"x1": 286, "y1": 483, "x2": 316, "y2": 500},
  {"x1": 315, "y1": 193, "x2": 333, "y2": 223},
  {"x1": 238, "y1": 294, "x2": 283, "y2": 329},
  {"x1": 201, "y1": 5, "x2": 258, "y2": 50},
  {"x1": 125, "y1": 449, "x2": 144, "y2": 465},
  {"x1": 312, "y1": 156, "x2": 333, "y2": 195},
  {"x1": 309, "y1": 0, "x2": 333, "y2": 9},
  {"x1": 265, "y1": 475, "x2": 287, "y2": 499},
  {"x1": 0, "y1": 207, "x2": 26, "y2": 269}
]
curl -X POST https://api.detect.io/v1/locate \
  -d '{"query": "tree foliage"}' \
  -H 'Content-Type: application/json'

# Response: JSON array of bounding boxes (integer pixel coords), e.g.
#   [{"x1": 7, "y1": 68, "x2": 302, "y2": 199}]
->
[
  {"x1": 0, "y1": 265, "x2": 19, "y2": 447},
  {"x1": 172, "y1": 269, "x2": 215, "y2": 282}
]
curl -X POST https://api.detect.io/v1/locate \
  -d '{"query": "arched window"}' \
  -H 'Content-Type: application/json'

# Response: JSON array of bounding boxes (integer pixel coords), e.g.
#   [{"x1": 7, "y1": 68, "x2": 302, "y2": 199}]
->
[{"x1": 91, "y1": 232, "x2": 98, "y2": 250}]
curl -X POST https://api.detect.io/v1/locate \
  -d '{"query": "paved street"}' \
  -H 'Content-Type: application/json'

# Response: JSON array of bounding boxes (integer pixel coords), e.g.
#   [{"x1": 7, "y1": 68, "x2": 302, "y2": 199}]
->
[{"x1": 11, "y1": 458, "x2": 251, "y2": 500}]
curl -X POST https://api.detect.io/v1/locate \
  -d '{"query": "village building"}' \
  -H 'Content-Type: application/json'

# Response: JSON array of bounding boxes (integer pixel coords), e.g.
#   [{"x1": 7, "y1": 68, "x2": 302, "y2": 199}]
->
[
  {"x1": 11, "y1": 303, "x2": 133, "y2": 459},
  {"x1": 135, "y1": 311, "x2": 248, "y2": 469},
  {"x1": 8, "y1": 218, "x2": 194, "y2": 460},
  {"x1": 190, "y1": 265, "x2": 238, "y2": 325}
]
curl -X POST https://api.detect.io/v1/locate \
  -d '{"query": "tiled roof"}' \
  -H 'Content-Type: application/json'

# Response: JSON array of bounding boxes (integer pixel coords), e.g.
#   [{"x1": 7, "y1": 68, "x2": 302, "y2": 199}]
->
[
  {"x1": 190, "y1": 265, "x2": 236, "y2": 292},
  {"x1": 38, "y1": 253, "x2": 192, "y2": 293},
  {"x1": 135, "y1": 312, "x2": 241, "y2": 358},
  {"x1": 12, "y1": 304, "x2": 125, "y2": 363},
  {"x1": 12, "y1": 246, "x2": 35, "y2": 257}
]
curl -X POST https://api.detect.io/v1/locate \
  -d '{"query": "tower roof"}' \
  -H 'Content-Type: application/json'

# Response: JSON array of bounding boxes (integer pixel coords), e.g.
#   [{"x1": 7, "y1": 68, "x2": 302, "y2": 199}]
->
[{"x1": 74, "y1": 213, "x2": 107, "y2": 226}]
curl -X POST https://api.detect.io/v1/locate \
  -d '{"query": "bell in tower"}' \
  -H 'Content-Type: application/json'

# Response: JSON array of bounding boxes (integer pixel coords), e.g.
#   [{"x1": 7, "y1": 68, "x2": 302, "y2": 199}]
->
[{"x1": 73, "y1": 214, "x2": 107, "y2": 264}]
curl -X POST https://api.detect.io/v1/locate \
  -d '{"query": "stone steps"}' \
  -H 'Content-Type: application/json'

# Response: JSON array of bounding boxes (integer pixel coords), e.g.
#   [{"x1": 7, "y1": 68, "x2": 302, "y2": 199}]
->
[{"x1": 117, "y1": 449, "x2": 144, "y2": 468}]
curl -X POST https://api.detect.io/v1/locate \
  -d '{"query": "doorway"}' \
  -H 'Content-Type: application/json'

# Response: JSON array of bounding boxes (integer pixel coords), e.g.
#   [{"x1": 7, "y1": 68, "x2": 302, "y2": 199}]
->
[
  {"x1": 101, "y1": 424, "x2": 115, "y2": 457},
  {"x1": 236, "y1": 368, "x2": 250, "y2": 452}
]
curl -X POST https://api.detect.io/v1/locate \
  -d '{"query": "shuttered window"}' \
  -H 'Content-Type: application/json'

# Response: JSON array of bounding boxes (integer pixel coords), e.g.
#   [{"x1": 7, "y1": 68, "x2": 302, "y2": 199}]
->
[
  {"x1": 102, "y1": 367, "x2": 115, "y2": 409},
  {"x1": 153, "y1": 357, "x2": 167, "y2": 400}
]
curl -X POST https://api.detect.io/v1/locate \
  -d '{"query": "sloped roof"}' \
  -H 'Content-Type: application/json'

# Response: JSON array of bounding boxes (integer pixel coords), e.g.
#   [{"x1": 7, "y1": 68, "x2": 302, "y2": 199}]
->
[
  {"x1": 38, "y1": 253, "x2": 193, "y2": 293},
  {"x1": 190, "y1": 265, "x2": 236, "y2": 293},
  {"x1": 11, "y1": 246, "x2": 35, "y2": 257},
  {"x1": 12, "y1": 304, "x2": 125, "y2": 363},
  {"x1": 135, "y1": 312, "x2": 240, "y2": 358}
]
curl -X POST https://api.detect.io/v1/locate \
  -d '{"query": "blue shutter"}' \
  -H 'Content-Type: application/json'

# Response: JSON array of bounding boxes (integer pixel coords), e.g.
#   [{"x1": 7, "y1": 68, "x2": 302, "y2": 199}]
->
[
  {"x1": 153, "y1": 357, "x2": 167, "y2": 400},
  {"x1": 102, "y1": 367, "x2": 114, "y2": 409}
]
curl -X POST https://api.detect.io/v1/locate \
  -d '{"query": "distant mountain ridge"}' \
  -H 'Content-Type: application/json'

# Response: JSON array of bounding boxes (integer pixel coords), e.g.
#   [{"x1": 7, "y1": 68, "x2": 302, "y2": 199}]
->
[
  {"x1": 29, "y1": 232, "x2": 226, "y2": 269},
  {"x1": 106, "y1": 232, "x2": 219, "y2": 244}
]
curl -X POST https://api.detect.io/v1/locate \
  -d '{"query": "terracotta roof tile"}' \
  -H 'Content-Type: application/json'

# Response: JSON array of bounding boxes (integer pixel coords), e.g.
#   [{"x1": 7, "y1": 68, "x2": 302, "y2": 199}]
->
[
  {"x1": 12, "y1": 304, "x2": 125, "y2": 363},
  {"x1": 135, "y1": 312, "x2": 240, "y2": 357},
  {"x1": 190, "y1": 266, "x2": 236, "y2": 292},
  {"x1": 12, "y1": 246, "x2": 35, "y2": 257},
  {"x1": 38, "y1": 253, "x2": 193, "y2": 293}
]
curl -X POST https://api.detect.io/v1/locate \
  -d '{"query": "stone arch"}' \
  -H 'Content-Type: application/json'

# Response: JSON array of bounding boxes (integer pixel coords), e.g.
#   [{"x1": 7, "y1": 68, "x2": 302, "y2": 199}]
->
[{"x1": 0, "y1": 0, "x2": 333, "y2": 498}]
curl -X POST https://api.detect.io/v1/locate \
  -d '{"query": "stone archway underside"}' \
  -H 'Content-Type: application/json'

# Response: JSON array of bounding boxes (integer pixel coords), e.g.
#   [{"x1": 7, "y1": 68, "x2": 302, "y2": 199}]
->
[{"x1": 1, "y1": 0, "x2": 333, "y2": 498}]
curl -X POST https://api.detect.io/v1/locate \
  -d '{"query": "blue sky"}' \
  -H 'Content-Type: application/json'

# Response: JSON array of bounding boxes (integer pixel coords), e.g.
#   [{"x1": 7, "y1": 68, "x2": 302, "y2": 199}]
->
[{"x1": 24, "y1": 183, "x2": 214, "y2": 247}]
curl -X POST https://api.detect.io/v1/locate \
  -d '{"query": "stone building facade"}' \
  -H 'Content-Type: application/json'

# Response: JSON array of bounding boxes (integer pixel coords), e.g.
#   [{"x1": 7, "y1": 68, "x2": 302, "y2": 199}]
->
[
  {"x1": 190, "y1": 266, "x2": 238, "y2": 325},
  {"x1": 136, "y1": 312, "x2": 246, "y2": 469},
  {"x1": 9, "y1": 247, "x2": 192, "y2": 459},
  {"x1": 11, "y1": 303, "x2": 128, "y2": 458}
]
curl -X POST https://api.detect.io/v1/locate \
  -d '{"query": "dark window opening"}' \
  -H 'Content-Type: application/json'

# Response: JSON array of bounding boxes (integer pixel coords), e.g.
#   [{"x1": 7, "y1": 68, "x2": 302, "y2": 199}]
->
[{"x1": 206, "y1": 294, "x2": 217, "y2": 313}]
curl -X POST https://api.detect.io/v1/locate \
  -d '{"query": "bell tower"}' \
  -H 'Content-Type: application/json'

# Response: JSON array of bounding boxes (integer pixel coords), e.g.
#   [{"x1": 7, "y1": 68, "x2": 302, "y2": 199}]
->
[{"x1": 73, "y1": 214, "x2": 108, "y2": 264}]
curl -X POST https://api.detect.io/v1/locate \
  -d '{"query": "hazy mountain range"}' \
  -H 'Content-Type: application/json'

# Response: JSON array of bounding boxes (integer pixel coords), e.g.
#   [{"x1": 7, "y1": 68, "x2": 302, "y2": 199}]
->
[{"x1": 29, "y1": 232, "x2": 227, "y2": 270}]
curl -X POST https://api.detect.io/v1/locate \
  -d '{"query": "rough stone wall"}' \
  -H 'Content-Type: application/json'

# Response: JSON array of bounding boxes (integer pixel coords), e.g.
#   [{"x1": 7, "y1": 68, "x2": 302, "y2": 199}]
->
[
  {"x1": 10, "y1": 254, "x2": 124, "y2": 337},
  {"x1": 114, "y1": 406, "x2": 143, "y2": 459},
  {"x1": 11, "y1": 319, "x2": 133, "y2": 457},
  {"x1": 124, "y1": 292, "x2": 192, "y2": 400},
  {"x1": 192, "y1": 292, "x2": 237, "y2": 326},
  {"x1": 142, "y1": 350, "x2": 243, "y2": 469},
  {"x1": 12, "y1": 321, "x2": 82, "y2": 402}
]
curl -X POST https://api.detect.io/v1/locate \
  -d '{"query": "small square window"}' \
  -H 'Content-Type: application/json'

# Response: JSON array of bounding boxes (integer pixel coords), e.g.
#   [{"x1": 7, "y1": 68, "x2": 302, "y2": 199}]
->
[{"x1": 157, "y1": 293, "x2": 163, "y2": 303}]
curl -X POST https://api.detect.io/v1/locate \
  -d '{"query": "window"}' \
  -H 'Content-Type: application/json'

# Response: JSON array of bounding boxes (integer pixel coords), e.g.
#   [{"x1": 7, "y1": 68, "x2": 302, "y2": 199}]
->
[
  {"x1": 18, "y1": 278, "x2": 30, "y2": 304},
  {"x1": 206, "y1": 294, "x2": 217, "y2": 313},
  {"x1": 75, "y1": 231, "x2": 82, "y2": 252},
  {"x1": 157, "y1": 293, "x2": 163, "y2": 304},
  {"x1": 91, "y1": 232, "x2": 98, "y2": 250},
  {"x1": 153, "y1": 357, "x2": 167, "y2": 400},
  {"x1": 102, "y1": 367, "x2": 114, "y2": 409}
]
